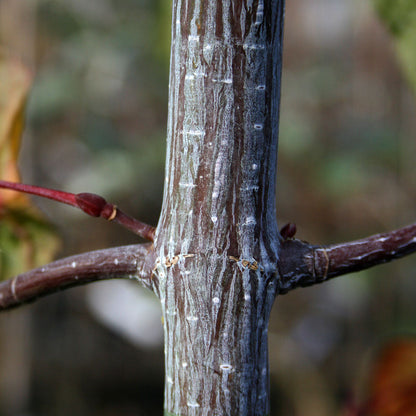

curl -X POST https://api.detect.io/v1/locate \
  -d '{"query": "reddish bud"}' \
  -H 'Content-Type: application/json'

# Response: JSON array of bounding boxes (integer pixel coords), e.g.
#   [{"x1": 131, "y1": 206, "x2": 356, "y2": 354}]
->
[
  {"x1": 75, "y1": 193, "x2": 108, "y2": 217},
  {"x1": 280, "y1": 222, "x2": 297, "y2": 239}
]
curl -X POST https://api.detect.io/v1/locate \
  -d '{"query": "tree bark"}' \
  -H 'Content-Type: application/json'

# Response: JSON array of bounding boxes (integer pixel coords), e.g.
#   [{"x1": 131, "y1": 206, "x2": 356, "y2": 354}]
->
[{"x1": 153, "y1": 1, "x2": 285, "y2": 414}]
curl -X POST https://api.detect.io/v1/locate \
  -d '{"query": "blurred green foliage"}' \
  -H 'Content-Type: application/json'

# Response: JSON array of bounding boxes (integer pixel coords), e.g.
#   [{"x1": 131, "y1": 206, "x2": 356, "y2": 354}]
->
[
  {"x1": 0, "y1": 209, "x2": 59, "y2": 280},
  {"x1": 374, "y1": 0, "x2": 416, "y2": 92}
]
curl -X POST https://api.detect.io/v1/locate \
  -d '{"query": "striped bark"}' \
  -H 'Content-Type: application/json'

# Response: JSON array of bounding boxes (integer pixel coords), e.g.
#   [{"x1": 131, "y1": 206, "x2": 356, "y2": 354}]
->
[{"x1": 153, "y1": 1, "x2": 285, "y2": 414}]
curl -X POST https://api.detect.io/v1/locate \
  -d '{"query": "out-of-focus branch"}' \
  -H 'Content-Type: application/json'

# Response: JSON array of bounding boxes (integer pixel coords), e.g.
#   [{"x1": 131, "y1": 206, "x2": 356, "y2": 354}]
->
[
  {"x1": 0, "y1": 243, "x2": 155, "y2": 311},
  {"x1": 278, "y1": 223, "x2": 416, "y2": 293}
]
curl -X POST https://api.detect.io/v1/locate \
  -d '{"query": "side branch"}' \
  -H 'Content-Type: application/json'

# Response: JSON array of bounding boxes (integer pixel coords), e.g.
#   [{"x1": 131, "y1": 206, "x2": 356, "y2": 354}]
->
[
  {"x1": 0, "y1": 181, "x2": 156, "y2": 241},
  {"x1": 0, "y1": 243, "x2": 155, "y2": 311},
  {"x1": 278, "y1": 223, "x2": 416, "y2": 293}
]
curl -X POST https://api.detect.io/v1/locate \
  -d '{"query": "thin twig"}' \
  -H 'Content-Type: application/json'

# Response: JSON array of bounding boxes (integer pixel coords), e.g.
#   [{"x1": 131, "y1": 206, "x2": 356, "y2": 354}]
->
[
  {"x1": 0, "y1": 243, "x2": 155, "y2": 311},
  {"x1": 0, "y1": 181, "x2": 156, "y2": 241},
  {"x1": 278, "y1": 223, "x2": 416, "y2": 293}
]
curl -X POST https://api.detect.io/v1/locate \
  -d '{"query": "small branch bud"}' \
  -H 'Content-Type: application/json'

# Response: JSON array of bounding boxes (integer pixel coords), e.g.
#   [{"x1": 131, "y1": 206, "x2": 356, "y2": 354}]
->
[
  {"x1": 75, "y1": 193, "x2": 108, "y2": 217},
  {"x1": 280, "y1": 223, "x2": 297, "y2": 239}
]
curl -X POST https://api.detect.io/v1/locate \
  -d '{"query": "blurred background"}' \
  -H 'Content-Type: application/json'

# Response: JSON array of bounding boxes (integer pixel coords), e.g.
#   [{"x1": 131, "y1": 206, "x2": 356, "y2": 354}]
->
[{"x1": 0, "y1": 0, "x2": 415, "y2": 415}]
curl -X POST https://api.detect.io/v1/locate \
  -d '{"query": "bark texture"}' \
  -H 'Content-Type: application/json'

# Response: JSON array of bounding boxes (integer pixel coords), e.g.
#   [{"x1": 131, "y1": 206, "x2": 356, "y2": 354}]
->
[{"x1": 153, "y1": 1, "x2": 285, "y2": 414}]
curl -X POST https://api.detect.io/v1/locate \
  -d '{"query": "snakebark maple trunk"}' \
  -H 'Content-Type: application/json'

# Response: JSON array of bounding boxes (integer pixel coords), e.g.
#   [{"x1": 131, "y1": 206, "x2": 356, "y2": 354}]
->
[{"x1": 153, "y1": 0, "x2": 285, "y2": 414}]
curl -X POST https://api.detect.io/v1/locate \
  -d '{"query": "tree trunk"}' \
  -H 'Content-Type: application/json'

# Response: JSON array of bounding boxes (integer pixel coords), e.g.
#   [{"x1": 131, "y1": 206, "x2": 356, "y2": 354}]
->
[{"x1": 153, "y1": 1, "x2": 285, "y2": 414}]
